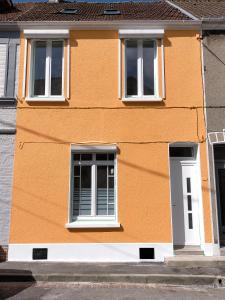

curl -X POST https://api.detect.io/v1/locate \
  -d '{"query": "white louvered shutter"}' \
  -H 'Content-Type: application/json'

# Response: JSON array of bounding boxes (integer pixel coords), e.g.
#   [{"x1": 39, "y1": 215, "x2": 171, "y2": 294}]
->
[
  {"x1": 0, "y1": 44, "x2": 7, "y2": 97},
  {"x1": 14, "y1": 45, "x2": 20, "y2": 97}
]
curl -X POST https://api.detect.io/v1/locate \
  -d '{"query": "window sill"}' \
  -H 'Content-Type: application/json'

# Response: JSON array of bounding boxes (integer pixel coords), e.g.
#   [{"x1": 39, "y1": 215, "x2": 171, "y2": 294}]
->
[
  {"x1": 25, "y1": 97, "x2": 66, "y2": 102},
  {"x1": 65, "y1": 220, "x2": 121, "y2": 229},
  {"x1": 122, "y1": 97, "x2": 163, "y2": 102}
]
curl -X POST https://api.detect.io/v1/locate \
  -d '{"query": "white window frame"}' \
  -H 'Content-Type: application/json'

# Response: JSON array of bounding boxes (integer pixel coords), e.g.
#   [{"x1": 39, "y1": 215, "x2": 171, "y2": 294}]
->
[
  {"x1": 124, "y1": 39, "x2": 159, "y2": 101},
  {"x1": 27, "y1": 39, "x2": 65, "y2": 101},
  {"x1": 66, "y1": 146, "x2": 120, "y2": 229}
]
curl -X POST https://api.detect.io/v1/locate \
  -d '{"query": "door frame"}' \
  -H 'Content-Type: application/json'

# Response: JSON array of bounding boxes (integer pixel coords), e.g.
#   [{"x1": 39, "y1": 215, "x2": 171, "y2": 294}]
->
[
  {"x1": 214, "y1": 161, "x2": 225, "y2": 246},
  {"x1": 168, "y1": 143, "x2": 205, "y2": 251}
]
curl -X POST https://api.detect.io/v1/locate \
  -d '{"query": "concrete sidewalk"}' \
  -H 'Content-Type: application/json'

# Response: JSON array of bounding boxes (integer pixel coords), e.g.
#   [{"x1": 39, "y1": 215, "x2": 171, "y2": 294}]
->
[{"x1": 0, "y1": 262, "x2": 225, "y2": 287}]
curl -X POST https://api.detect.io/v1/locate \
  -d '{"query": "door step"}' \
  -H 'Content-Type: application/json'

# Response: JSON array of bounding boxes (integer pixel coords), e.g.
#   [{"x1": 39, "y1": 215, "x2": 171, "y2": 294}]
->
[
  {"x1": 165, "y1": 255, "x2": 225, "y2": 268},
  {"x1": 174, "y1": 245, "x2": 204, "y2": 256},
  {"x1": 220, "y1": 247, "x2": 225, "y2": 256}
]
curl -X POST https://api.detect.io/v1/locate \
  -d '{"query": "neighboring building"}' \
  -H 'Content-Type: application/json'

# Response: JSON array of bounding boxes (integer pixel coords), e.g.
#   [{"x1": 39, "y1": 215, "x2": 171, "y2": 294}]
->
[
  {"x1": 171, "y1": 0, "x2": 225, "y2": 257},
  {"x1": 0, "y1": 0, "x2": 21, "y2": 261},
  {"x1": 7, "y1": 0, "x2": 213, "y2": 262}
]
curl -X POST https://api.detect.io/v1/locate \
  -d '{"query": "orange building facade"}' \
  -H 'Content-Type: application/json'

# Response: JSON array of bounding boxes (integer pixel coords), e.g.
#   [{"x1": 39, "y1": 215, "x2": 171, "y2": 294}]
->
[{"x1": 8, "y1": 26, "x2": 214, "y2": 262}]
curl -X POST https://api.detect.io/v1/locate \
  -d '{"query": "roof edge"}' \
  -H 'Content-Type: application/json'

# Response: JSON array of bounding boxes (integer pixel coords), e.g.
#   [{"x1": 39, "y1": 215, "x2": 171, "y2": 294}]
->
[
  {"x1": 9, "y1": 19, "x2": 201, "y2": 31},
  {"x1": 166, "y1": 0, "x2": 199, "y2": 21}
]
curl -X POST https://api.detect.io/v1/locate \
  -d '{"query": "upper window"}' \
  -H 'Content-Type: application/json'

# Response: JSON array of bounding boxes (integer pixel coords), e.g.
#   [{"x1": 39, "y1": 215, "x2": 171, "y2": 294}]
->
[
  {"x1": 30, "y1": 40, "x2": 64, "y2": 99},
  {"x1": 71, "y1": 152, "x2": 116, "y2": 221},
  {"x1": 125, "y1": 39, "x2": 157, "y2": 99}
]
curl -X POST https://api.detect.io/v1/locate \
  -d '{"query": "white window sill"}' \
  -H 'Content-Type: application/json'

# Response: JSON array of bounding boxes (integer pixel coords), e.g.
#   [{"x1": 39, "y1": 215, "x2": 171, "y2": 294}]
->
[
  {"x1": 65, "y1": 221, "x2": 121, "y2": 229},
  {"x1": 122, "y1": 97, "x2": 163, "y2": 102},
  {"x1": 25, "y1": 97, "x2": 66, "y2": 102}
]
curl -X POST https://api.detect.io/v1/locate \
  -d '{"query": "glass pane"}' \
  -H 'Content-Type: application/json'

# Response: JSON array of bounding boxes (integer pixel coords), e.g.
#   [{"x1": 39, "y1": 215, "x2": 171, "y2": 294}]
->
[
  {"x1": 81, "y1": 154, "x2": 92, "y2": 161},
  {"x1": 109, "y1": 166, "x2": 114, "y2": 176},
  {"x1": 73, "y1": 177, "x2": 80, "y2": 216},
  {"x1": 187, "y1": 195, "x2": 192, "y2": 211},
  {"x1": 96, "y1": 153, "x2": 108, "y2": 161},
  {"x1": 97, "y1": 166, "x2": 107, "y2": 215},
  {"x1": 80, "y1": 166, "x2": 91, "y2": 215},
  {"x1": 51, "y1": 41, "x2": 63, "y2": 96},
  {"x1": 108, "y1": 174, "x2": 114, "y2": 215},
  {"x1": 169, "y1": 147, "x2": 194, "y2": 158},
  {"x1": 33, "y1": 41, "x2": 46, "y2": 96},
  {"x1": 74, "y1": 165, "x2": 80, "y2": 177},
  {"x1": 188, "y1": 213, "x2": 193, "y2": 229},
  {"x1": 143, "y1": 40, "x2": 155, "y2": 95},
  {"x1": 108, "y1": 153, "x2": 115, "y2": 161},
  {"x1": 214, "y1": 145, "x2": 225, "y2": 160},
  {"x1": 73, "y1": 154, "x2": 80, "y2": 161},
  {"x1": 108, "y1": 204, "x2": 114, "y2": 215},
  {"x1": 126, "y1": 40, "x2": 137, "y2": 96},
  {"x1": 187, "y1": 178, "x2": 191, "y2": 193}
]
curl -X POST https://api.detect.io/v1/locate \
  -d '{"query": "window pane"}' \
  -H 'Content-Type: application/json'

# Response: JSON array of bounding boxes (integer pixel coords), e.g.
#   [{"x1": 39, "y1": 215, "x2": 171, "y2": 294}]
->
[
  {"x1": 108, "y1": 153, "x2": 115, "y2": 161},
  {"x1": 169, "y1": 147, "x2": 194, "y2": 158},
  {"x1": 33, "y1": 41, "x2": 46, "y2": 96},
  {"x1": 97, "y1": 166, "x2": 107, "y2": 215},
  {"x1": 81, "y1": 154, "x2": 92, "y2": 161},
  {"x1": 126, "y1": 40, "x2": 137, "y2": 96},
  {"x1": 74, "y1": 165, "x2": 80, "y2": 177},
  {"x1": 143, "y1": 40, "x2": 155, "y2": 95},
  {"x1": 74, "y1": 154, "x2": 80, "y2": 161},
  {"x1": 96, "y1": 153, "x2": 108, "y2": 161},
  {"x1": 79, "y1": 166, "x2": 92, "y2": 215},
  {"x1": 73, "y1": 177, "x2": 80, "y2": 216},
  {"x1": 51, "y1": 41, "x2": 63, "y2": 96}
]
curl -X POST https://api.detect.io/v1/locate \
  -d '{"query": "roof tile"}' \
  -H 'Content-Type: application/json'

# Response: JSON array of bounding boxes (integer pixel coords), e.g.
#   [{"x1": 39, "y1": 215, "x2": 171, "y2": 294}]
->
[{"x1": 0, "y1": 1, "x2": 191, "y2": 23}]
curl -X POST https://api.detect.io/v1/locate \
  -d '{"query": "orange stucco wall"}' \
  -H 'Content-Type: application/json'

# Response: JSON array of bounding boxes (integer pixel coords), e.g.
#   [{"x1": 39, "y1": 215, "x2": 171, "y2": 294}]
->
[{"x1": 10, "y1": 30, "x2": 212, "y2": 244}]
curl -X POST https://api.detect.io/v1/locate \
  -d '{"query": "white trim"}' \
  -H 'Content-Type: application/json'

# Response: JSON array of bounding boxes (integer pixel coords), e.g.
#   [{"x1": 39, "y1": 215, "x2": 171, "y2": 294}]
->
[
  {"x1": 65, "y1": 221, "x2": 121, "y2": 228},
  {"x1": 67, "y1": 38, "x2": 70, "y2": 99},
  {"x1": 119, "y1": 29, "x2": 164, "y2": 38},
  {"x1": 25, "y1": 97, "x2": 66, "y2": 102},
  {"x1": 71, "y1": 145, "x2": 117, "y2": 152},
  {"x1": 196, "y1": 143, "x2": 206, "y2": 251},
  {"x1": 208, "y1": 131, "x2": 225, "y2": 145},
  {"x1": 124, "y1": 39, "x2": 159, "y2": 100},
  {"x1": 24, "y1": 29, "x2": 70, "y2": 39},
  {"x1": 161, "y1": 38, "x2": 166, "y2": 99},
  {"x1": 122, "y1": 97, "x2": 163, "y2": 102},
  {"x1": 169, "y1": 143, "x2": 205, "y2": 249},
  {"x1": 22, "y1": 38, "x2": 27, "y2": 98},
  {"x1": 166, "y1": 1, "x2": 199, "y2": 21},
  {"x1": 8, "y1": 243, "x2": 173, "y2": 262},
  {"x1": 28, "y1": 39, "x2": 64, "y2": 100},
  {"x1": 118, "y1": 38, "x2": 121, "y2": 99},
  {"x1": 70, "y1": 146, "x2": 118, "y2": 224},
  {"x1": 137, "y1": 40, "x2": 142, "y2": 97}
]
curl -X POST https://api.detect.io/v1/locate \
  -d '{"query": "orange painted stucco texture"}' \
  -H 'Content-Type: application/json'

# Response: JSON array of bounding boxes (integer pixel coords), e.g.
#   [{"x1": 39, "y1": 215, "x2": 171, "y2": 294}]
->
[{"x1": 10, "y1": 30, "x2": 212, "y2": 244}]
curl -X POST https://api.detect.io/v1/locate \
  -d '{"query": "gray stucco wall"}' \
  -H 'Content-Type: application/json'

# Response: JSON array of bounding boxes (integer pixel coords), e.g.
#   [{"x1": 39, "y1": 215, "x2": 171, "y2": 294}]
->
[
  {"x1": 203, "y1": 32, "x2": 225, "y2": 244},
  {"x1": 0, "y1": 31, "x2": 19, "y2": 253}
]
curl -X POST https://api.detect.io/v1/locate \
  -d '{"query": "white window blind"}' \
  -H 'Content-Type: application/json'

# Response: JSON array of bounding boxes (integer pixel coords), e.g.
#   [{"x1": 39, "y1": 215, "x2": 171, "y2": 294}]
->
[{"x1": 0, "y1": 44, "x2": 7, "y2": 97}]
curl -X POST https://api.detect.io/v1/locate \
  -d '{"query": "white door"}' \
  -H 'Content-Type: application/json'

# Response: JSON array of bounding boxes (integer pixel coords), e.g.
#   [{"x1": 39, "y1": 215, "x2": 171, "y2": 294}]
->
[{"x1": 170, "y1": 160, "x2": 200, "y2": 245}]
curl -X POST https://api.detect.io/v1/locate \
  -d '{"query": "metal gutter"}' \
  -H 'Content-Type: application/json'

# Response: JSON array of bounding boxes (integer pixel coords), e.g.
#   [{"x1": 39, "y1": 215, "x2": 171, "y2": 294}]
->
[{"x1": 3, "y1": 20, "x2": 200, "y2": 31}]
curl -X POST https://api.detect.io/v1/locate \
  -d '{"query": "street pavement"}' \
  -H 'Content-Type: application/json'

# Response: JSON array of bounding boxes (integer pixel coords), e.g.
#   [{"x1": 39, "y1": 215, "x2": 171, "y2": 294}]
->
[{"x1": 0, "y1": 282, "x2": 225, "y2": 300}]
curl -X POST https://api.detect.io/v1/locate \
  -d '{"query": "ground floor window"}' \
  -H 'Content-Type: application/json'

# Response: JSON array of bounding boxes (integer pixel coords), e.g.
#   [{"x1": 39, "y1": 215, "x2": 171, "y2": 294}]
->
[{"x1": 71, "y1": 151, "x2": 116, "y2": 221}]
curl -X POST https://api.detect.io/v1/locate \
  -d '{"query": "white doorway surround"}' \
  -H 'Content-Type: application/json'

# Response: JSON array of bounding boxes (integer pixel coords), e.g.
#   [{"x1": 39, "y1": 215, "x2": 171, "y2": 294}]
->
[{"x1": 169, "y1": 144, "x2": 205, "y2": 251}]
